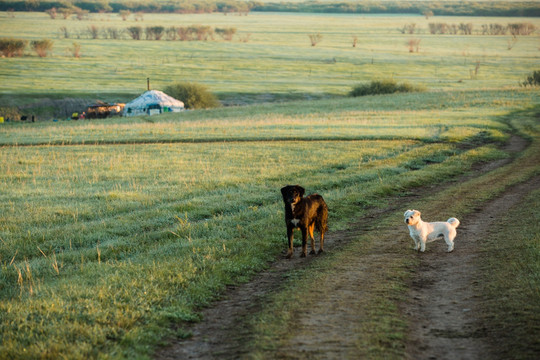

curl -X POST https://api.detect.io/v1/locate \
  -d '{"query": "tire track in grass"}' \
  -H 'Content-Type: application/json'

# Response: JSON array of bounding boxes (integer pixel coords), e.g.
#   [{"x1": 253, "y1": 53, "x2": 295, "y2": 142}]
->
[
  {"x1": 405, "y1": 175, "x2": 540, "y2": 360},
  {"x1": 155, "y1": 132, "x2": 534, "y2": 359}
]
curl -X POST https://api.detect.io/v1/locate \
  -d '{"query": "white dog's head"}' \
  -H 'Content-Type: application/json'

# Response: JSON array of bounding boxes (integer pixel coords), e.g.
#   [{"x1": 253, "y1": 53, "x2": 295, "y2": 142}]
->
[{"x1": 404, "y1": 209, "x2": 421, "y2": 226}]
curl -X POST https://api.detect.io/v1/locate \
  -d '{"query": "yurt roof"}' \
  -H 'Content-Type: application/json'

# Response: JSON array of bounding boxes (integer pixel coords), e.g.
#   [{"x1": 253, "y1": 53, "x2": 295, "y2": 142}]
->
[{"x1": 125, "y1": 90, "x2": 184, "y2": 108}]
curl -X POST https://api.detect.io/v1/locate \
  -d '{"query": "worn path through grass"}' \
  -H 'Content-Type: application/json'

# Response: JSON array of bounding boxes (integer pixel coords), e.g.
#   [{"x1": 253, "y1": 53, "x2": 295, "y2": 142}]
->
[{"x1": 155, "y1": 108, "x2": 540, "y2": 359}]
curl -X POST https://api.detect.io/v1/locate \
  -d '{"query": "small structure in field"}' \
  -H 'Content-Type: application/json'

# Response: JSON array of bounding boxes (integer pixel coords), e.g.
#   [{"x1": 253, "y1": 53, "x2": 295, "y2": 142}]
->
[
  {"x1": 86, "y1": 101, "x2": 125, "y2": 119},
  {"x1": 123, "y1": 90, "x2": 184, "y2": 117}
]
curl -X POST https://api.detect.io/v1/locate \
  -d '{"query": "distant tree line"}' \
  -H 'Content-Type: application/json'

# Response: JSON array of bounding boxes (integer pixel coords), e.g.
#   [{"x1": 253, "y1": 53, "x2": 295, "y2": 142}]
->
[
  {"x1": 0, "y1": 0, "x2": 254, "y2": 14},
  {"x1": 401, "y1": 22, "x2": 536, "y2": 35},
  {"x1": 57, "y1": 25, "x2": 239, "y2": 41},
  {"x1": 253, "y1": 1, "x2": 540, "y2": 17},
  {"x1": 1, "y1": 1, "x2": 539, "y2": 17}
]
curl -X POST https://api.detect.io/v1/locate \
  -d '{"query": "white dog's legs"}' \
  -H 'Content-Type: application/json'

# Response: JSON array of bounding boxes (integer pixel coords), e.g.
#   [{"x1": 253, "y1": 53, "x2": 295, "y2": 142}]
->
[
  {"x1": 444, "y1": 238, "x2": 454, "y2": 252},
  {"x1": 444, "y1": 230, "x2": 456, "y2": 252},
  {"x1": 412, "y1": 236, "x2": 425, "y2": 252},
  {"x1": 420, "y1": 239, "x2": 426, "y2": 252}
]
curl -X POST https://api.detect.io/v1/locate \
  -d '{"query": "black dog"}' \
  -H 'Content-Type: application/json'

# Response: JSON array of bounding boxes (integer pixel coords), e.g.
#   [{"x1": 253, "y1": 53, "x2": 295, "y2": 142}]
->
[{"x1": 281, "y1": 185, "x2": 328, "y2": 258}]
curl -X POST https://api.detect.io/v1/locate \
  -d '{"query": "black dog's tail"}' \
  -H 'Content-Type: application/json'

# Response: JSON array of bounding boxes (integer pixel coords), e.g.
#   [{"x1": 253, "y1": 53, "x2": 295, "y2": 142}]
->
[{"x1": 313, "y1": 195, "x2": 329, "y2": 234}]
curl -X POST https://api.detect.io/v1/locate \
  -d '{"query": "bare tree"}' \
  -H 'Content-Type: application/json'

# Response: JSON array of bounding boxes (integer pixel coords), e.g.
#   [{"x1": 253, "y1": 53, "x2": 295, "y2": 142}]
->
[
  {"x1": 308, "y1": 33, "x2": 323, "y2": 46},
  {"x1": 59, "y1": 26, "x2": 69, "y2": 39},
  {"x1": 507, "y1": 35, "x2": 518, "y2": 50},
  {"x1": 104, "y1": 27, "x2": 122, "y2": 40},
  {"x1": 31, "y1": 39, "x2": 54, "y2": 57},
  {"x1": 239, "y1": 33, "x2": 251, "y2": 43},
  {"x1": 191, "y1": 25, "x2": 213, "y2": 41},
  {"x1": 88, "y1": 25, "x2": 99, "y2": 39},
  {"x1": 59, "y1": 8, "x2": 73, "y2": 20},
  {"x1": 68, "y1": 42, "x2": 81, "y2": 58},
  {"x1": 459, "y1": 23, "x2": 474, "y2": 35},
  {"x1": 400, "y1": 23, "x2": 416, "y2": 34},
  {"x1": 177, "y1": 27, "x2": 192, "y2": 41},
  {"x1": 470, "y1": 61, "x2": 481, "y2": 79},
  {"x1": 46, "y1": 8, "x2": 57, "y2": 19},
  {"x1": 74, "y1": 8, "x2": 89, "y2": 21},
  {"x1": 215, "y1": 27, "x2": 236, "y2": 41},
  {"x1": 407, "y1": 38, "x2": 421, "y2": 53},
  {"x1": 166, "y1": 27, "x2": 177, "y2": 41},
  {"x1": 127, "y1": 26, "x2": 143, "y2": 40},
  {"x1": 423, "y1": 10, "x2": 434, "y2": 19},
  {"x1": 146, "y1": 26, "x2": 165, "y2": 41},
  {"x1": 119, "y1": 10, "x2": 131, "y2": 21}
]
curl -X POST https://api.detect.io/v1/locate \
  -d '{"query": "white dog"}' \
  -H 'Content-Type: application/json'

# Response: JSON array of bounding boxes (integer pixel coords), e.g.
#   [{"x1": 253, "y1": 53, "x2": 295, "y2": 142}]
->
[{"x1": 404, "y1": 209, "x2": 460, "y2": 252}]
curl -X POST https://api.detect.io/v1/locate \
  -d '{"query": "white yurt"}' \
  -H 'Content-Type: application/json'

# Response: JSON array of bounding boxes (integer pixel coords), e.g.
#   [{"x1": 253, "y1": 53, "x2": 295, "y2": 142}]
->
[{"x1": 123, "y1": 90, "x2": 184, "y2": 117}]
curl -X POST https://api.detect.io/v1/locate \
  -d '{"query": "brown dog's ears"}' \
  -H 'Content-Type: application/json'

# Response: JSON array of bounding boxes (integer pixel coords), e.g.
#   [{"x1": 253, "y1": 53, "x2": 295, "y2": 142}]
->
[{"x1": 295, "y1": 185, "x2": 305, "y2": 197}]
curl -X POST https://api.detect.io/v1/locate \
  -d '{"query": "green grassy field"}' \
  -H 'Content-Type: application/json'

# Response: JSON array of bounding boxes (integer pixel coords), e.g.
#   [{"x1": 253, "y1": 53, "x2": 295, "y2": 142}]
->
[
  {"x1": 247, "y1": 105, "x2": 540, "y2": 359},
  {"x1": 0, "y1": 11, "x2": 539, "y2": 108},
  {"x1": 1, "y1": 9, "x2": 539, "y2": 360},
  {"x1": 1, "y1": 87, "x2": 539, "y2": 359}
]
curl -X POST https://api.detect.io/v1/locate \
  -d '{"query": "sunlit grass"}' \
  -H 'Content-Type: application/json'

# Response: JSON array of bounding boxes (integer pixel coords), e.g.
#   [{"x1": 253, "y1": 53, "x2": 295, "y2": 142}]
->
[
  {"x1": 0, "y1": 12, "x2": 539, "y2": 100},
  {"x1": 0, "y1": 9, "x2": 539, "y2": 356},
  {"x1": 1, "y1": 89, "x2": 536, "y2": 358},
  {"x1": 1, "y1": 89, "x2": 536, "y2": 145},
  {"x1": 247, "y1": 105, "x2": 540, "y2": 360}
]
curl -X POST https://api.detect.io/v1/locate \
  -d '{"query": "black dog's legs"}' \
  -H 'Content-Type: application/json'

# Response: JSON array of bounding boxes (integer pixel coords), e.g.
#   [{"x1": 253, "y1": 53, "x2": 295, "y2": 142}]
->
[
  {"x1": 308, "y1": 223, "x2": 316, "y2": 255},
  {"x1": 318, "y1": 232, "x2": 325, "y2": 254},
  {"x1": 300, "y1": 227, "x2": 308, "y2": 257},
  {"x1": 286, "y1": 226, "x2": 294, "y2": 259}
]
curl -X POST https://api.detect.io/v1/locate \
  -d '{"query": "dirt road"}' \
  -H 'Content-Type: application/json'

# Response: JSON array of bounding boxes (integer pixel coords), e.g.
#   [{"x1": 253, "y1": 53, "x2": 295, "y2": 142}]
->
[
  {"x1": 155, "y1": 135, "x2": 537, "y2": 359},
  {"x1": 405, "y1": 175, "x2": 540, "y2": 360}
]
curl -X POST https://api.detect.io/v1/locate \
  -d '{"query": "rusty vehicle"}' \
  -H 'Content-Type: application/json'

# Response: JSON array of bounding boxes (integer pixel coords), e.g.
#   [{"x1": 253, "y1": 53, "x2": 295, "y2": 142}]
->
[{"x1": 85, "y1": 101, "x2": 125, "y2": 119}]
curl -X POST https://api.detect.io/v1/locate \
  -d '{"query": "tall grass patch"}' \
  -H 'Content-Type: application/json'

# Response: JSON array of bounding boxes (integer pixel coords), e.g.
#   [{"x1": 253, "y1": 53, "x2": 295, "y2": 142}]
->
[{"x1": 350, "y1": 79, "x2": 425, "y2": 97}]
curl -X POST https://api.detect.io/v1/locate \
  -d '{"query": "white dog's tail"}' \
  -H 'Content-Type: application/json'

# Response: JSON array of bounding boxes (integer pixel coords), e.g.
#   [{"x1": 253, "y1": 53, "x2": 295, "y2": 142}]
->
[{"x1": 447, "y1": 218, "x2": 460, "y2": 228}]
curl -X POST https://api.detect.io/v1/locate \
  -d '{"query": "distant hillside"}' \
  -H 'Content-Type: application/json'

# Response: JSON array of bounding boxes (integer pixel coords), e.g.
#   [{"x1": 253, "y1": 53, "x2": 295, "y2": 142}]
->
[{"x1": 1, "y1": 0, "x2": 539, "y2": 17}]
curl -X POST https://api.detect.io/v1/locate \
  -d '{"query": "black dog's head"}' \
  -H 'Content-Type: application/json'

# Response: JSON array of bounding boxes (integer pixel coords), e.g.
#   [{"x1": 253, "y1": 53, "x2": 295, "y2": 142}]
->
[{"x1": 281, "y1": 185, "x2": 305, "y2": 205}]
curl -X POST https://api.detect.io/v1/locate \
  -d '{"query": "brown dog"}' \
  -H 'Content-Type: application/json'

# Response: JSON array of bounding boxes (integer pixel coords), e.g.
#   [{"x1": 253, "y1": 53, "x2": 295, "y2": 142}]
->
[{"x1": 281, "y1": 185, "x2": 328, "y2": 258}]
